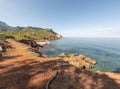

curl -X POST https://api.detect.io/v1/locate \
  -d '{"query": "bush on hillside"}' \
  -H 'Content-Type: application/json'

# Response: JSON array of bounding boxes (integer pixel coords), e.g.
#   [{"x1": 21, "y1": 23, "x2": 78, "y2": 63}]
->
[{"x1": 0, "y1": 32, "x2": 14, "y2": 39}]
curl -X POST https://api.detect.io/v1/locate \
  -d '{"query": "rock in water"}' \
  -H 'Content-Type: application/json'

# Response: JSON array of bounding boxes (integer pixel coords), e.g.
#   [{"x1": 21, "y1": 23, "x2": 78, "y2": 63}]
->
[
  {"x1": 78, "y1": 54, "x2": 86, "y2": 60},
  {"x1": 36, "y1": 40, "x2": 50, "y2": 46},
  {"x1": 84, "y1": 57, "x2": 96, "y2": 64},
  {"x1": 59, "y1": 53, "x2": 68, "y2": 57},
  {"x1": 68, "y1": 53, "x2": 76, "y2": 58},
  {"x1": 61, "y1": 53, "x2": 97, "y2": 69}
]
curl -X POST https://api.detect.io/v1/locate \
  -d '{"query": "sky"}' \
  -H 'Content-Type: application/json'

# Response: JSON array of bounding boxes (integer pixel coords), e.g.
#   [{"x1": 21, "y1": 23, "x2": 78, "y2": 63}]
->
[{"x1": 0, "y1": 0, "x2": 120, "y2": 37}]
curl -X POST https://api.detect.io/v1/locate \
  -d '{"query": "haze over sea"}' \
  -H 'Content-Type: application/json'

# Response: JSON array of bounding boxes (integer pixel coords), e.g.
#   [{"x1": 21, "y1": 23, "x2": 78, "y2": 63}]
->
[{"x1": 42, "y1": 37, "x2": 120, "y2": 72}]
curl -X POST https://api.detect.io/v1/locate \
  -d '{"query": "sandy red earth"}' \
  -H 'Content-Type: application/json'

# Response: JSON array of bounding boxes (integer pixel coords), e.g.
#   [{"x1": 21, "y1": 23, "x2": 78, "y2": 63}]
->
[{"x1": 0, "y1": 39, "x2": 120, "y2": 89}]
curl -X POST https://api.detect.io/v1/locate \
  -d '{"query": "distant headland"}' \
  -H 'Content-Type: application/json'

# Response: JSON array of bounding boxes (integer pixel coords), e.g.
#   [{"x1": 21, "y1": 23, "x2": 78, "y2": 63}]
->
[{"x1": 0, "y1": 20, "x2": 62, "y2": 40}]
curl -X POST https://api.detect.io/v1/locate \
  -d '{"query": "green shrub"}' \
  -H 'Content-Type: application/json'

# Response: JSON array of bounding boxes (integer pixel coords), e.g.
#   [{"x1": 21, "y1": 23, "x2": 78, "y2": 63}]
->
[{"x1": 0, "y1": 32, "x2": 15, "y2": 39}]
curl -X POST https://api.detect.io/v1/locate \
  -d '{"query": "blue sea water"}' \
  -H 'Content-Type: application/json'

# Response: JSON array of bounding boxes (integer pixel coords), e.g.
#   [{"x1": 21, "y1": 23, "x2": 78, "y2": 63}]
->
[{"x1": 41, "y1": 37, "x2": 120, "y2": 72}]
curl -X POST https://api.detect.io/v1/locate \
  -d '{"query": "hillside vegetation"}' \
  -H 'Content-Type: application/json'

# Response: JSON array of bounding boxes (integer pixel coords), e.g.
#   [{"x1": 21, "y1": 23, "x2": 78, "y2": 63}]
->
[
  {"x1": 0, "y1": 21, "x2": 62, "y2": 40},
  {"x1": 7, "y1": 27, "x2": 60, "y2": 40}
]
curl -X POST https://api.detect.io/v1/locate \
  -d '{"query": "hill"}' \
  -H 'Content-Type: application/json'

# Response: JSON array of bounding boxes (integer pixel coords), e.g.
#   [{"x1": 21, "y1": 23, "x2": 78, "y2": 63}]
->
[
  {"x1": 0, "y1": 21, "x2": 13, "y2": 32},
  {"x1": 8, "y1": 27, "x2": 62, "y2": 40},
  {"x1": 0, "y1": 20, "x2": 62, "y2": 40}
]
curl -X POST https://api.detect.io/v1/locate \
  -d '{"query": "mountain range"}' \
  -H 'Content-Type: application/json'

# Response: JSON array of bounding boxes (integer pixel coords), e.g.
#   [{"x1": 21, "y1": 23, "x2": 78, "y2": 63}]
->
[{"x1": 0, "y1": 21, "x2": 13, "y2": 31}]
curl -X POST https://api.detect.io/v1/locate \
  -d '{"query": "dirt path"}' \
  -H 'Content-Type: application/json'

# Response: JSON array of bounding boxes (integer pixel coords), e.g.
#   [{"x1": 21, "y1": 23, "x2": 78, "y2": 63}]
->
[{"x1": 0, "y1": 39, "x2": 120, "y2": 89}]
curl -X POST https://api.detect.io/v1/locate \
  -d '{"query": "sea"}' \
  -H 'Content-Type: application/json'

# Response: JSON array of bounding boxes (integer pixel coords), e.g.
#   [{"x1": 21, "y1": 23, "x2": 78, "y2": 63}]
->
[{"x1": 41, "y1": 37, "x2": 120, "y2": 72}]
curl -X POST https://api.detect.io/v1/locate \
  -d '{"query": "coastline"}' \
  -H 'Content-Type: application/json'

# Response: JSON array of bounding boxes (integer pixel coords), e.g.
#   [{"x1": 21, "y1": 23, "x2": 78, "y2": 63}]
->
[
  {"x1": 1, "y1": 38, "x2": 120, "y2": 72},
  {"x1": 41, "y1": 37, "x2": 120, "y2": 72},
  {"x1": 0, "y1": 39, "x2": 120, "y2": 89}
]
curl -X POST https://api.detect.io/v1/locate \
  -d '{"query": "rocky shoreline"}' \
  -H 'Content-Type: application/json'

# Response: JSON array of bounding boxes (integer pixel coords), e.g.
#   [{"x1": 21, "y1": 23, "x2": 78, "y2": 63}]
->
[
  {"x1": 20, "y1": 39, "x2": 97, "y2": 70},
  {"x1": 59, "y1": 53, "x2": 96, "y2": 69},
  {"x1": 1, "y1": 38, "x2": 120, "y2": 72},
  {"x1": 0, "y1": 38, "x2": 96, "y2": 70},
  {"x1": 18, "y1": 39, "x2": 49, "y2": 56},
  {"x1": 0, "y1": 39, "x2": 120, "y2": 89}
]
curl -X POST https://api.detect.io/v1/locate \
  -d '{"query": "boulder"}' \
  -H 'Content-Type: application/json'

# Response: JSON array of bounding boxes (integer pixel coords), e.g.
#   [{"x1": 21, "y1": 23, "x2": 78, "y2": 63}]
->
[
  {"x1": 55, "y1": 34, "x2": 62, "y2": 39},
  {"x1": 81, "y1": 62, "x2": 93, "y2": 69},
  {"x1": 19, "y1": 39, "x2": 32, "y2": 45},
  {"x1": 78, "y1": 54, "x2": 86, "y2": 60},
  {"x1": 68, "y1": 53, "x2": 76, "y2": 58},
  {"x1": 42, "y1": 55, "x2": 48, "y2": 58},
  {"x1": 0, "y1": 46, "x2": 2, "y2": 52},
  {"x1": 36, "y1": 40, "x2": 50, "y2": 46},
  {"x1": 59, "y1": 53, "x2": 67, "y2": 57},
  {"x1": 63, "y1": 53, "x2": 97, "y2": 69},
  {"x1": 0, "y1": 46, "x2": 6, "y2": 52},
  {"x1": 85, "y1": 57, "x2": 96, "y2": 64},
  {"x1": 0, "y1": 53, "x2": 2, "y2": 62},
  {"x1": 68, "y1": 59, "x2": 92, "y2": 69}
]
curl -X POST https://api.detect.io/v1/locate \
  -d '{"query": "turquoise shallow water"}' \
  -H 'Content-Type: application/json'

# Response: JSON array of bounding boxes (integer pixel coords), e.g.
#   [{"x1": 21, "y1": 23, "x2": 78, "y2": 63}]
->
[{"x1": 41, "y1": 37, "x2": 120, "y2": 72}]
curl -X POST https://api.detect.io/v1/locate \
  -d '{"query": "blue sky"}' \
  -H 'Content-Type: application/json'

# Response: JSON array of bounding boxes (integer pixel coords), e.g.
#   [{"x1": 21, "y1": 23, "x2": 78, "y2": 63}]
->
[{"x1": 0, "y1": 0, "x2": 120, "y2": 37}]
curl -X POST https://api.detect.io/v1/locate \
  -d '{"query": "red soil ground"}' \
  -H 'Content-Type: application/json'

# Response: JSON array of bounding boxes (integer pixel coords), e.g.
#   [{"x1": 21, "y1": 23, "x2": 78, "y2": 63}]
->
[{"x1": 0, "y1": 39, "x2": 120, "y2": 89}]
